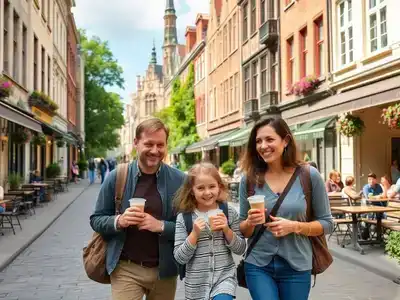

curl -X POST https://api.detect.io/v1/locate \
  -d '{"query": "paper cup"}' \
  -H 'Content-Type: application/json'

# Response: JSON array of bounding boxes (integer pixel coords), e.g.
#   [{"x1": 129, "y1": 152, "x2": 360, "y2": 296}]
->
[
  {"x1": 129, "y1": 198, "x2": 146, "y2": 212},
  {"x1": 208, "y1": 209, "x2": 223, "y2": 231},
  {"x1": 248, "y1": 195, "x2": 265, "y2": 224}
]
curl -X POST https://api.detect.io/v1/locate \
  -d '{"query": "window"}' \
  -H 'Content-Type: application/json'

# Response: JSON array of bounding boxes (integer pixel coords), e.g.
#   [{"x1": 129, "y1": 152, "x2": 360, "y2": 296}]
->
[
  {"x1": 230, "y1": 76, "x2": 234, "y2": 112},
  {"x1": 243, "y1": 3, "x2": 248, "y2": 41},
  {"x1": 41, "y1": 47, "x2": 45, "y2": 92},
  {"x1": 260, "y1": 55, "x2": 267, "y2": 94},
  {"x1": 268, "y1": 0, "x2": 275, "y2": 19},
  {"x1": 367, "y1": 0, "x2": 387, "y2": 53},
  {"x1": 47, "y1": 55, "x2": 51, "y2": 95},
  {"x1": 33, "y1": 36, "x2": 38, "y2": 90},
  {"x1": 244, "y1": 66, "x2": 250, "y2": 101},
  {"x1": 209, "y1": 89, "x2": 215, "y2": 120},
  {"x1": 228, "y1": 19, "x2": 232, "y2": 53},
  {"x1": 260, "y1": 0, "x2": 266, "y2": 24},
  {"x1": 209, "y1": 41, "x2": 212, "y2": 70},
  {"x1": 314, "y1": 17, "x2": 325, "y2": 76},
  {"x1": 251, "y1": 0, "x2": 256, "y2": 34},
  {"x1": 251, "y1": 61, "x2": 258, "y2": 98},
  {"x1": 338, "y1": 1, "x2": 353, "y2": 66},
  {"x1": 13, "y1": 10, "x2": 20, "y2": 81},
  {"x1": 225, "y1": 80, "x2": 229, "y2": 114},
  {"x1": 3, "y1": 0, "x2": 10, "y2": 73},
  {"x1": 232, "y1": 13, "x2": 237, "y2": 49},
  {"x1": 287, "y1": 37, "x2": 294, "y2": 86},
  {"x1": 47, "y1": 0, "x2": 51, "y2": 23},
  {"x1": 218, "y1": 32, "x2": 222, "y2": 64},
  {"x1": 271, "y1": 51, "x2": 277, "y2": 91},
  {"x1": 223, "y1": 25, "x2": 227, "y2": 59},
  {"x1": 299, "y1": 27, "x2": 307, "y2": 78},
  {"x1": 22, "y1": 25, "x2": 27, "y2": 86},
  {"x1": 213, "y1": 87, "x2": 217, "y2": 118},
  {"x1": 234, "y1": 73, "x2": 239, "y2": 109}
]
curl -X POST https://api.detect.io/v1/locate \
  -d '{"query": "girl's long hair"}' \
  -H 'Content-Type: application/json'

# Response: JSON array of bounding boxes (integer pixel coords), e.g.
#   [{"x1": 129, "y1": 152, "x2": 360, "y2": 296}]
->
[{"x1": 174, "y1": 162, "x2": 229, "y2": 213}]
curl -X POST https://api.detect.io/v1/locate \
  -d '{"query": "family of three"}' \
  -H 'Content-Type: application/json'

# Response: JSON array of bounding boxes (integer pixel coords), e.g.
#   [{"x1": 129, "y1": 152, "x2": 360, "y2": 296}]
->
[{"x1": 90, "y1": 118, "x2": 334, "y2": 300}]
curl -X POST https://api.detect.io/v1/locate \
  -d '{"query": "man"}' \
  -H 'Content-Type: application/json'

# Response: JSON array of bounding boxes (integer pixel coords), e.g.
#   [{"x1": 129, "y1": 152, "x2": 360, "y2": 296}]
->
[
  {"x1": 363, "y1": 172, "x2": 385, "y2": 206},
  {"x1": 88, "y1": 157, "x2": 96, "y2": 185},
  {"x1": 90, "y1": 118, "x2": 185, "y2": 300}
]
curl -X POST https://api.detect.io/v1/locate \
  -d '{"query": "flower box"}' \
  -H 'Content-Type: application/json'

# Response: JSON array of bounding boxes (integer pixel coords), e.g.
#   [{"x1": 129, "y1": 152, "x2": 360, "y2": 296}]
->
[
  {"x1": 0, "y1": 76, "x2": 12, "y2": 99},
  {"x1": 288, "y1": 75, "x2": 320, "y2": 97},
  {"x1": 28, "y1": 91, "x2": 59, "y2": 116},
  {"x1": 337, "y1": 114, "x2": 365, "y2": 137}
]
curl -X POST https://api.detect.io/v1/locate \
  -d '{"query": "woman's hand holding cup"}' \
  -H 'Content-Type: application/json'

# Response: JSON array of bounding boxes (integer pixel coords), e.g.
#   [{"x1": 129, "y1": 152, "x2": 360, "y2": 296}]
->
[{"x1": 246, "y1": 208, "x2": 267, "y2": 226}]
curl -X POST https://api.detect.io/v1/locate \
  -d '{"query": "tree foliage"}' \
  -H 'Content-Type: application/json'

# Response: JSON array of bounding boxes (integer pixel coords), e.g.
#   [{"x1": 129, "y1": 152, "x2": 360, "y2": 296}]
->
[
  {"x1": 79, "y1": 29, "x2": 125, "y2": 157},
  {"x1": 155, "y1": 63, "x2": 199, "y2": 150}
]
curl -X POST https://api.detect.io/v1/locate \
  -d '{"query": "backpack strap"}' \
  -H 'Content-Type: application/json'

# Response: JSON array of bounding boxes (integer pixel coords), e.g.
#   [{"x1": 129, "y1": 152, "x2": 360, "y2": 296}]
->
[
  {"x1": 218, "y1": 201, "x2": 229, "y2": 223},
  {"x1": 183, "y1": 212, "x2": 193, "y2": 235},
  {"x1": 114, "y1": 163, "x2": 129, "y2": 215}
]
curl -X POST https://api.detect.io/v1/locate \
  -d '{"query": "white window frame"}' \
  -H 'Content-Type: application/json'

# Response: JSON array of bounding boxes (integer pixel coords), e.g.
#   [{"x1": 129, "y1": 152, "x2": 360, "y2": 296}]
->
[
  {"x1": 338, "y1": 0, "x2": 353, "y2": 67},
  {"x1": 367, "y1": 0, "x2": 388, "y2": 54}
]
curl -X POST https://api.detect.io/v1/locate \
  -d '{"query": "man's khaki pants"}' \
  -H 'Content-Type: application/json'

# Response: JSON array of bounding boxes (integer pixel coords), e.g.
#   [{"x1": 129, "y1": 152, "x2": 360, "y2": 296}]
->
[{"x1": 110, "y1": 261, "x2": 177, "y2": 300}]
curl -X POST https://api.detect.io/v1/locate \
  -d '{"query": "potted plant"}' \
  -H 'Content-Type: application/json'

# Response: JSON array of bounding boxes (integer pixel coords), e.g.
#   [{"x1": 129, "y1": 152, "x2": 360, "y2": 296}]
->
[
  {"x1": 0, "y1": 76, "x2": 12, "y2": 99},
  {"x1": 45, "y1": 163, "x2": 61, "y2": 179},
  {"x1": 289, "y1": 75, "x2": 320, "y2": 97},
  {"x1": 32, "y1": 133, "x2": 47, "y2": 146},
  {"x1": 221, "y1": 159, "x2": 236, "y2": 177},
  {"x1": 78, "y1": 159, "x2": 88, "y2": 179},
  {"x1": 381, "y1": 104, "x2": 400, "y2": 129},
  {"x1": 29, "y1": 91, "x2": 59, "y2": 115},
  {"x1": 10, "y1": 128, "x2": 32, "y2": 144},
  {"x1": 8, "y1": 173, "x2": 23, "y2": 190},
  {"x1": 56, "y1": 138, "x2": 65, "y2": 147},
  {"x1": 337, "y1": 114, "x2": 365, "y2": 137}
]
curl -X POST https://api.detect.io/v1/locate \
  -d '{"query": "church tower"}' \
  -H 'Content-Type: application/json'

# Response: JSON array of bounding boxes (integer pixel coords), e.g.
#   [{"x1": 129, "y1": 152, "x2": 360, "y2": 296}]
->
[{"x1": 163, "y1": 0, "x2": 179, "y2": 81}]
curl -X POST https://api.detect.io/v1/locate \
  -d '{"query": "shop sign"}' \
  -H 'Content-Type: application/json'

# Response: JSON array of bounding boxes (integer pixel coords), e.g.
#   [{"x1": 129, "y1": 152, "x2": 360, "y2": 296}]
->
[{"x1": 32, "y1": 106, "x2": 53, "y2": 124}]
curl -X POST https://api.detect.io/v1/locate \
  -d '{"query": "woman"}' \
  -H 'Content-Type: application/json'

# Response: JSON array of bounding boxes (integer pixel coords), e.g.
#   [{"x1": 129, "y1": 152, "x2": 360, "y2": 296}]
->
[
  {"x1": 325, "y1": 170, "x2": 342, "y2": 193},
  {"x1": 342, "y1": 176, "x2": 362, "y2": 201},
  {"x1": 239, "y1": 118, "x2": 333, "y2": 300},
  {"x1": 380, "y1": 175, "x2": 392, "y2": 198},
  {"x1": 71, "y1": 161, "x2": 79, "y2": 184},
  {"x1": 335, "y1": 172, "x2": 344, "y2": 190}
]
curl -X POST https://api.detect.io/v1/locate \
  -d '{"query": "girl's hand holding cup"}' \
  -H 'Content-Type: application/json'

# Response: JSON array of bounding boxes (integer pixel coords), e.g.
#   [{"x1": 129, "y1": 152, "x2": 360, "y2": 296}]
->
[
  {"x1": 211, "y1": 213, "x2": 229, "y2": 232},
  {"x1": 193, "y1": 217, "x2": 206, "y2": 236}
]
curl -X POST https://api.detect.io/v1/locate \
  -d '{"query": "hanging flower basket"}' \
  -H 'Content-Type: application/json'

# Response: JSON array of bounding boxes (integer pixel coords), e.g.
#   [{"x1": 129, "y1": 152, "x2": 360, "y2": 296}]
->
[
  {"x1": 56, "y1": 139, "x2": 65, "y2": 147},
  {"x1": 28, "y1": 91, "x2": 59, "y2": 115},
  {"x1": 288, "y1": 75, "x2": 320, "y2": 96},
  {"x1": 0, "y1": 76, "x2": 12, "y2": 99},
  {"x1": 10, "y1": 128, "x2": 32, "y2": 144},
  {"x1": 337, "y1": 114, "x2": 365, "y2": 137},
  {"x1": 381, "y1": 103, "x2": 400, "y2": 129},
  {"x1": 31, "y1": 133, "x2": 46, "y2": 146}
]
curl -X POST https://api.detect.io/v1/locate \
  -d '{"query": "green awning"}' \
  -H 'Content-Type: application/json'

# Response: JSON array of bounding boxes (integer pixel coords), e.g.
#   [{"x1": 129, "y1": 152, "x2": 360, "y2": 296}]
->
[
  {"x1": 185, "y1": 130, "x2": 236, "y2": 153},
  {"x1": 230, "y1": 127, "x2": 252, "y2": 147},
  {"x1": 41, "y1": 123, "x2": 64, "y2": 138},
  {"x1": 218, "y1": 127, "x2": 250, "y2": 147},
  {"x1": 170, "y1": 145, "x2": 186, "y2": 154},
  {"x1": 64, "y1": 133, "x2": 77, "y2": 145},
  {"x1": 293, "y1": 117, "x2": 336, "y2": 141}
]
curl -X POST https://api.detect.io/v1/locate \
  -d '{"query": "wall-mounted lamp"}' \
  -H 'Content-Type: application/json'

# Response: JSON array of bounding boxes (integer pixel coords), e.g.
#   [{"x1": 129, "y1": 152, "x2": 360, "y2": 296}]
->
[
  {"x1": 0, "y1": 136, "x2": 8, "y2": 152},
  {"x1": 47, "y1": 140, "x2": 52, "y2": 145}
]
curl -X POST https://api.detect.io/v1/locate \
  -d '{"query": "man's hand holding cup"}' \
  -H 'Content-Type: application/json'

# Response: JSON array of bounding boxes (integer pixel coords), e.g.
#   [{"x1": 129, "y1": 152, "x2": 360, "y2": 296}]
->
[{"x1": 117, "y1": 198, "x2": 146, "y2": 228}]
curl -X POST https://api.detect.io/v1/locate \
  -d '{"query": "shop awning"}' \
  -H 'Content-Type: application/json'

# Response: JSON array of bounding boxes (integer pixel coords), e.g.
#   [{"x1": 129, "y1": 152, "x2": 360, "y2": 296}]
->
[
  {"x1": 218, "y1": 127, "x2": 249, "y2": 147},
  {"x1": 0, "y1": 101, "x2": 42, "y2": 132},
  {"x1": 293, "y1": 116, "x2": 336, "y2": 141},
  {"x1": 230, "y1": 127, "x2": 252, "y2": 147},
  {"x1": 185, "y1": 130, "x2": 236, "y2": 153},
  {"x1": 41, "y1": 123, "x2": 64, "y2": 137},
  {"x1": 170, "y1": 145, "x2": 186, "y2": 154},
  {"x1": 64, "y1": 133, "x2": 77, "y2": 145}
]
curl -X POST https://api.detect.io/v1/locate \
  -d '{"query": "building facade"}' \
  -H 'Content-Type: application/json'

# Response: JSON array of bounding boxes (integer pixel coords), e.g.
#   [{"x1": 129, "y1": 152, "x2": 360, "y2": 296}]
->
[{"x1": 0, "y1": 0, "x2": 83, "y2": 186}]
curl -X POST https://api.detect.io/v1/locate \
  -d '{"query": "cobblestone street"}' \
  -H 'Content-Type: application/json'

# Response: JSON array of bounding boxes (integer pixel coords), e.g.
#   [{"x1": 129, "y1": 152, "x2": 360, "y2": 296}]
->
[{"x1": 0, "y1": 184, "x2": 399, "y2": 299}]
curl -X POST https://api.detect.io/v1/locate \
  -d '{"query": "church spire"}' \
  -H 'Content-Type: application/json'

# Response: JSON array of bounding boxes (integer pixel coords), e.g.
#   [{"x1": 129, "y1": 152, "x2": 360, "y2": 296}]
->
[
  {"x1": 165, "y1": 0, "x2": 175, "y2": 12},
  {"x1": 163, "y1": 0, "x2": 177, "y2": 46},
  {"x1": 150, "y1": 40, "x2": 157, "y2": 65}
]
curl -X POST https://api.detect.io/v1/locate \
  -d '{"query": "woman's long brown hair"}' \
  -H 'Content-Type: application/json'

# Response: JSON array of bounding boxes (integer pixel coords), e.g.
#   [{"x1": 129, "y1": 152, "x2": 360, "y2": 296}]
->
[
  {"x1": 174, "y1": 162, "x2": 229, "y2": 213},
  {"x1": 240, "y1": 117, "x2": 301, "y2": 185}
]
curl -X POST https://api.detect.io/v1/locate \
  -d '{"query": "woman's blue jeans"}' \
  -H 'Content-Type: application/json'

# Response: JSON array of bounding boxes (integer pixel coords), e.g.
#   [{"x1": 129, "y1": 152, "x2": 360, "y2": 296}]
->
[
  {"x1": 244, "y1": 256, "x2": 311, "y2": 300},
  {"x1": 213, "y1": 294, "x2": 233, "y2": 300}
]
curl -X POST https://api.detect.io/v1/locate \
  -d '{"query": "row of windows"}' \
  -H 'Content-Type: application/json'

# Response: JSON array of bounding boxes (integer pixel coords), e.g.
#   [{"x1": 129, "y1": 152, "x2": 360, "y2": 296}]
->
[
  {"x1": 208, "y1": 13, "x2": 238, "y2": 71},
  {"x1": 244, "y1": 51, "x2": 277, "y2": 101},
  {"x1": 208, "y1": 73, "x2": 239, "y2": 120},
  {"x1": 243, "y1": 0, "x2": 276, "y2": 42},
  {"x1": 195, "y1": 52, "x2": 205, "y2": 83},
  {"x1": 145, "y1": 99, "x2": 157, "y2": 116}
]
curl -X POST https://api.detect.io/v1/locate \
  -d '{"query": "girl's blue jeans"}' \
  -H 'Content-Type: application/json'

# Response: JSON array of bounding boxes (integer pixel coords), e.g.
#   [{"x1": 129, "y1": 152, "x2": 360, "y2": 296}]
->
[
  {"x1": 213, "y1": 294, "x2": 233, "y2": 300},
  {"x1": 244, "y1": 256, "x2": 311, "y2": 300}
]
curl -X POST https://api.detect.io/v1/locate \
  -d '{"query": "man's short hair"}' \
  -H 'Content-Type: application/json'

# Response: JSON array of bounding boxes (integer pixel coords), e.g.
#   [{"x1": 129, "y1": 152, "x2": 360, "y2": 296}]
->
[
  {"x1": 345, "y1": 176, "x2": 354, "y2": 186},
  {"x1": 367, "y1": 172, "x2": 377, "y2": 179},
  {"x1": 135, "y1": 118, "x2": 169, "y2": 140}
]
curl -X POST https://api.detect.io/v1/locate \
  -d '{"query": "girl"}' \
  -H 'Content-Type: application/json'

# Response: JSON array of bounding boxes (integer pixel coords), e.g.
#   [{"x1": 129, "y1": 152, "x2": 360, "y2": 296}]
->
[
  {"x1": 239, "y1": 118, "x2": 333, "y2": 300},
  {"x1": 174, "y1": 162, "x2": 246, "y2": 300}
]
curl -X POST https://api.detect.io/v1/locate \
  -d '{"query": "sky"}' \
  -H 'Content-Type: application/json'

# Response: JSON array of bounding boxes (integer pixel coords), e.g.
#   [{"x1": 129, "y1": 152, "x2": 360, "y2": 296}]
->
[{"x1": 72, "y1": 0, "x2": 210, "y2": 105}]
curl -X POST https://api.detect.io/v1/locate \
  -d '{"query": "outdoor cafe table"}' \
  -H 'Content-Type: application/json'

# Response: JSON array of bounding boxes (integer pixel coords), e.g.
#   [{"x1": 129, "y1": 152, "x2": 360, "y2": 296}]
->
[{"x1": 330, "y1": 205, "x2": 400, "y2": 254}]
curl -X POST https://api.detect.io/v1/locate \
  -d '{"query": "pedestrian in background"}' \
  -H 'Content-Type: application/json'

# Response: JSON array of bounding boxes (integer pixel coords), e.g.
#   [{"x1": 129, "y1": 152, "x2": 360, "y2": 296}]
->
[{"x1": 88, "y1": 158, "x2": 96, "y2": 185}]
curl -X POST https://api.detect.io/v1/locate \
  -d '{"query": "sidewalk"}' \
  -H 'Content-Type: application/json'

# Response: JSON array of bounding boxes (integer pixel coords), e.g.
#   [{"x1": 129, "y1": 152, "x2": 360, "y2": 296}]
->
[
  {"x1": 0, "y1": 181, "x2": 88, "y2": 272},
  {"x1": 229, "y1": 201, "x2": 400, "y2": 282}
]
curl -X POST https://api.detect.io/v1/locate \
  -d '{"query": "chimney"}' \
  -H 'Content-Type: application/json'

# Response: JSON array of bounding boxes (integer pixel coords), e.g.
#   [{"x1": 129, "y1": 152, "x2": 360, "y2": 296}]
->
[{"x1": 185, "y1": 26, "x2": 197, "y2": 53}]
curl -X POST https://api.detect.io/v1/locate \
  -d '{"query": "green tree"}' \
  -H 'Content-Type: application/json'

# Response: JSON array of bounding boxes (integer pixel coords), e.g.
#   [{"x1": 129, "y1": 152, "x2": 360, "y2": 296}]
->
[
  {"x1": 154, "y1": 63, "x2": 198, "y2": 169},
  {"x1": 79, "y1": 30, "x2": 125, "y2": 157}
]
